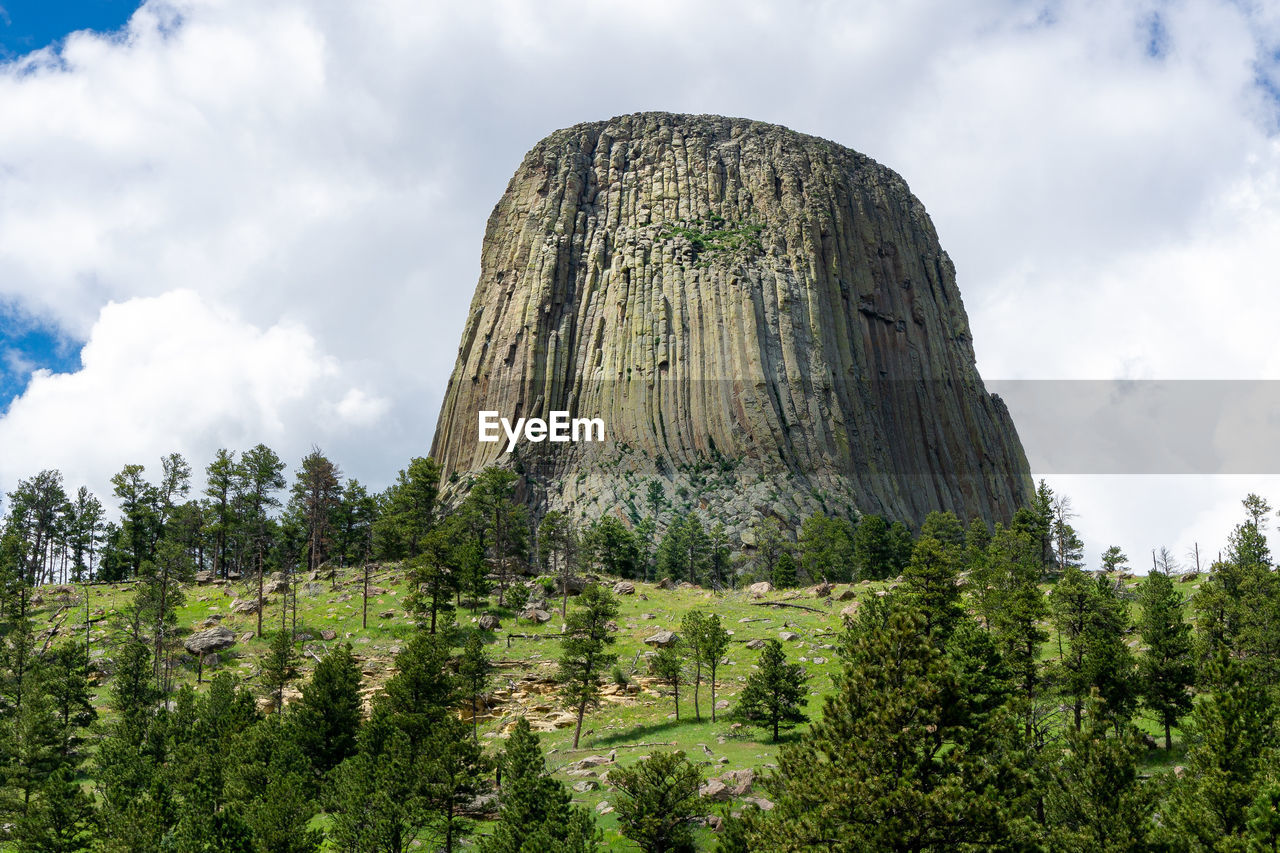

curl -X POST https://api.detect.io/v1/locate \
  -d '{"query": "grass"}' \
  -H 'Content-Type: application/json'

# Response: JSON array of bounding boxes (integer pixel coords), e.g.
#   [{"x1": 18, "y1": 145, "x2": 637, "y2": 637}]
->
[{"x1": 23, "y1": 565, "x2": 1207, "y2": 847}]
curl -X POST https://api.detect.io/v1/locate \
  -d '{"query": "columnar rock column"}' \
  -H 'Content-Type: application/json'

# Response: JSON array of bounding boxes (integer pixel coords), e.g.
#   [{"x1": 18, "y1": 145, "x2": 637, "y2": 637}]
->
[{"x1": 431, "y1": 112, "x2": 1033, "y2": 537}]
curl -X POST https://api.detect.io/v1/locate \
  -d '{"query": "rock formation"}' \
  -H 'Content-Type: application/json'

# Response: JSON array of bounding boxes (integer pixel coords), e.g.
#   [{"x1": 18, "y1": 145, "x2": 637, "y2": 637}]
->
[{"x1": 430, "y1": 112, "x2": 1032, "y2": 538}]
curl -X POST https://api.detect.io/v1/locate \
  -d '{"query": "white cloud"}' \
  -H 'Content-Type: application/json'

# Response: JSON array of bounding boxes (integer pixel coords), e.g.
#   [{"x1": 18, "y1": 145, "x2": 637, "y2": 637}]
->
[
  {"x1": 0, "y1": 289, "x2": 385, "y2": 502},
  {"x1": 0, "y1": 0, "x2": 1277, "y2": 560}
]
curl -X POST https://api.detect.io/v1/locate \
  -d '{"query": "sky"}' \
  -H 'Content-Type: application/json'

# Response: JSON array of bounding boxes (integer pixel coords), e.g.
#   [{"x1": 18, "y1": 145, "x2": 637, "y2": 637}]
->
[{"x1": 1, "y1": 0, "x2": 1279, "y2": 572}]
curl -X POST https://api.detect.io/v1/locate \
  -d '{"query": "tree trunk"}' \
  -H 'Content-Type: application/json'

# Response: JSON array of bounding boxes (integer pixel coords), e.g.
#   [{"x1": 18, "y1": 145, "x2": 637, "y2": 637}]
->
[
  {"x1": 674, "y1": 682, "x2": 680, "y2": 720},
  {"x1": 1165, "y1": 720, "x2": 1172, "y2": 751},
  {"x1": 573, "y1": 700, "x2": 587, "y2": 749},
  {"x1": 256, "y1": 546, "x2": 264, "y2": 638},
  {"x1": 710, "y1": 668, "x2": 717, "y2": 723},
  {"x1": 693, "y1": 661, "x2": 701, "y2": 721},
  {"x1": 363, "y1": 562, "x2": 370, "y2": 629}
]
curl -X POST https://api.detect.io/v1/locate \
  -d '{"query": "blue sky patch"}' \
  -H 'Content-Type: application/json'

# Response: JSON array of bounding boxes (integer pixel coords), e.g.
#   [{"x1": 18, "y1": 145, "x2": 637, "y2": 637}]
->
[
  {"x1": 0, "y1": 306, "x2": 83, "y2": 413},
  {"x1": 0, "y1": 0, "x2": 142, "y2": 59}
]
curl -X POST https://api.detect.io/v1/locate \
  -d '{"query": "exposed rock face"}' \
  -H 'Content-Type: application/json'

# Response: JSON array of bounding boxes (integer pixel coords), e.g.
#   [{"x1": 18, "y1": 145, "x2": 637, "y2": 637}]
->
[
  {"x1": 431, "y1": 112, "x2": 1032, "y2": 536},
  {"x1": 184, "y1": 626, "x2": 236, "y2": 656}
]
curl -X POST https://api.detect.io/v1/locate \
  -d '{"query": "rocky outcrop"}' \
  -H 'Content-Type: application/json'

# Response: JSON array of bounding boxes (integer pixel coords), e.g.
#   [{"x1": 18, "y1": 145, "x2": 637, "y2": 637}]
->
[
  {"x1": 431, "y1": 112, "x2": 1032, "y2": 537},
  {"x1": 184, "y1": 626, "x2": 236, "y2": 656}
]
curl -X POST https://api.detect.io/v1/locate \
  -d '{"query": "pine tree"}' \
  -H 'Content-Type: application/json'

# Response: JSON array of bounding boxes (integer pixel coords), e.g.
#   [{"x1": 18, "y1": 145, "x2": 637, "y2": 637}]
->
[
  {"x1": 771, "y1": 550, "x2": 797, "y2": 589},
  {"x1": 459, "y1": 631, "x2": 493, "y2": 742},
  {"x1": 901, "y1": 534, "x2": 963, "y2": 639},
  {"x1": 205, "y1": 450, "x2": 237, "y2": 580},
  {"x1": 418, "y1": 716, "x2": 489, "y2": 853},
  {"x1": 225, "y1": 716, "x2": 321, "y2": 853},
  {"x1": 329, "y1": 729, "x2": 429, "y2": 853},
  {"x1": 680, "y1": 610, "x2": 706, "y2": 719},
  {"x1": 373, "y1": 627, "x2": 460, "y2": 757},
  {"x1": 558, "y1": 584, "x2": 619, "y2": 749},
  {"x1": 1137, "y1": 570, "x2": 1194, "y2": 749},
  {"x1": 985, "y1": 523, "x2": 1048, "y2": 737},
  {"x1": 407, "y1": 527, "x2": 457, "y2": 634},
  {"x1": 13, "y1": 765, "x2": 97, "y2": 853},
  {"x1": 480, "y1": 717, "x2": 598, "y2": 853},
  {"x1": 465, "y1": 467, "x2": 530, "y2": 607},
  {"x1": 539, "y1": 511, "x2": 579, "y2": 618},
  {"x1": 261, "y1": 630, "x2": 298, "y2": 716},
  {"x1": 375, "y1": 457, "x2": 442, "y2": 559},
  {"x1": 611, "y1": 751, "x2": 703, "y2": 853},
  {"x1": 797, "y1": 512, "x2": 856, "y2": 583},
  {"x1": 1042, "y1": 710, "x2": 1153, "y2": 851},
  {"x1": 42, "y1": 641, "x2": 95, "y2": 759},
  {"x1": 737, "y1": 639, "x2": 806, "y2": 742},
  {"x1": 581, "y1": 516, "x2": 640, "y2": 580},
  {"x1": 652, "y1": 639, "x2": 684, "y2": 720},
  {"x1": 749, "y1": 518, "x2": 790, "y2": 585},
  {"x1": 732, "y1": 599, "x2": 1030, "y2": 850},
  {"x1": 696, "y1": 613, "x2": 730, "y2": 722},
  {"x1": 292, "y1": 643, "x2": 363, "y2": 776},
  {"x1": 919, "y1": 510, "x2": 965, "y2": 547},
  {"x1": 1100, "y1": 545, "x2": 1128, "y2": 574},
  {"x1": 1158, "y1": 654, "x2": 1279, "y2": 848}
]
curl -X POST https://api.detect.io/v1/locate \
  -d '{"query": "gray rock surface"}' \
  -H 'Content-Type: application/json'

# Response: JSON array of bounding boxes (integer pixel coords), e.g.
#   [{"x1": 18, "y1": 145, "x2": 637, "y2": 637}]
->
[
  {"x1": 430, "y1": 112, "x2": 1032, "y2": 535},
  {"x1": 184, "y1": 626, "x2": 236, "y2": 655}
]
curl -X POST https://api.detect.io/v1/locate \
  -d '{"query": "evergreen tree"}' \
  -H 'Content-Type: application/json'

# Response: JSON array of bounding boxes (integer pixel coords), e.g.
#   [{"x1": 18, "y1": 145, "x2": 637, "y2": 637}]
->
[
  {"x1": 652, "y1": 638, "x2": 684, "y2": 720},
  {"x1": 1042, "y1": 710, "x2": 1153, "y2": 851},
  {"x1": 329, "y1": 729, "x2": 429, "y2": 853},
  {"x1": 1137, "y1": 569, "x2": 1194, "y2": 749},
  {"x1": 225, "y1": 716, "x2": 321, "y2": 853},
  {"x1": 111, "y1": 464, "x2": 160, "y2": 578},
  {"x1": 0, "y1": 671, "x2": 63, "y2": 825},
  {"x1": 919, "y1": 510, "x2": 965, "y2": 547},
  {"x1": 418, "y1": 716, "x2": 489, "y2": 853},
  {"x1": 733, "y1": 599, "x2": 1030, "y2": 850},
  {"x1": 985, "y1": 523, "x2": 1048, "y2": 737},
  {"x1": 797, "y1": 512, "x2": 856, "y2": 583},
  {"x1": 480, "y1": 717, "x2": 598, "y2": 853},
  {"x1": 901, "y1": 534, "x2": 963, "y2": 639},
  {"x1": 261, "y1": 630, "x2": 298, "y2": 715},
  {"x1": 1158, "y1": 654, "x2": 1279, "y2": 848},
  {"x1": 680, "y1": 610, "x2": 706, "y2": 719},
  {"x1": 372, "y1": 627, "x2": 460, "y2": 757},
  {"x1": 695, "y1": 613, "x2": 730, "y2": 722},
  {"x1": 407, "y1": 527, "x2": 457, "y2": 634},
  {"x1": 458, "y1": 631, "x2": 493, "y2": 742},
  {"x1": 289, "y1": 447, "x2": 342, "y2": 583},
  {"x1": 656, "y1": 513, "x2": 710, "y2": 585},
  {"x1": 205, "y1": 450, "x2": 238, "y2": 580},
  {"x1": 13, "y1": 765, "x2": 97, "y2": 853},
  {"x1": 42, "y1": 641, "x2": 95, "y2": 760},
  {"x1": 611, "y1": 751, "x2": 703, "y2": 853},
  {"x1": 1100, "y1": 545, "x2": 1129, "y2": 574},
  {"x1": 748, "y1": 518, "x2": 790, "y2": 585},
  {"x1": 539, "y1": 511, "x2": 580, "y2": 618},
  {"x1": 852, "y1": 514, "x2": 896, "y2": 580},
  {"x1": 581, "y1": 516, "x2": 639, "y2": 580},
  {"x1": 292, "y1": 642, "x2": 363, "y2": 776},
  {"x1": 737, "y1": 639, "x2": 806, "y2": 742},
  {"x1": 1050, "y1": 494, "x2": 1084, "y2": 574},
  {"x1": 375, "y1": 457, "x2": 442, "y2": 559},
  {"x1": 465, "y1": 468, "x2": 529, "y2": 607},
  {"x1": 771, "y1": 550, "x2": 797, "y2": 589},
  {"x1": 558, "y1": 584, "x2": 619, "y2": 749}
]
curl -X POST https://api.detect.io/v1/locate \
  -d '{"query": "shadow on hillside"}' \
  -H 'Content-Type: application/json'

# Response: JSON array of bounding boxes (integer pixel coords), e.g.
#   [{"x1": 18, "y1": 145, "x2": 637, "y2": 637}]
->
[{"x1": 586, "y1": 718, "x2": 688, "y2": 748}]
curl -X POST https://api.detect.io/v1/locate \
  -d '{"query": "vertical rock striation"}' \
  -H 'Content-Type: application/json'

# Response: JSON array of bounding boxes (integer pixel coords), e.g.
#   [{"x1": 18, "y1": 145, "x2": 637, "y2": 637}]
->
[{"x1": 431, "y1": 112, "x2": 1032, "y2": 536}]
